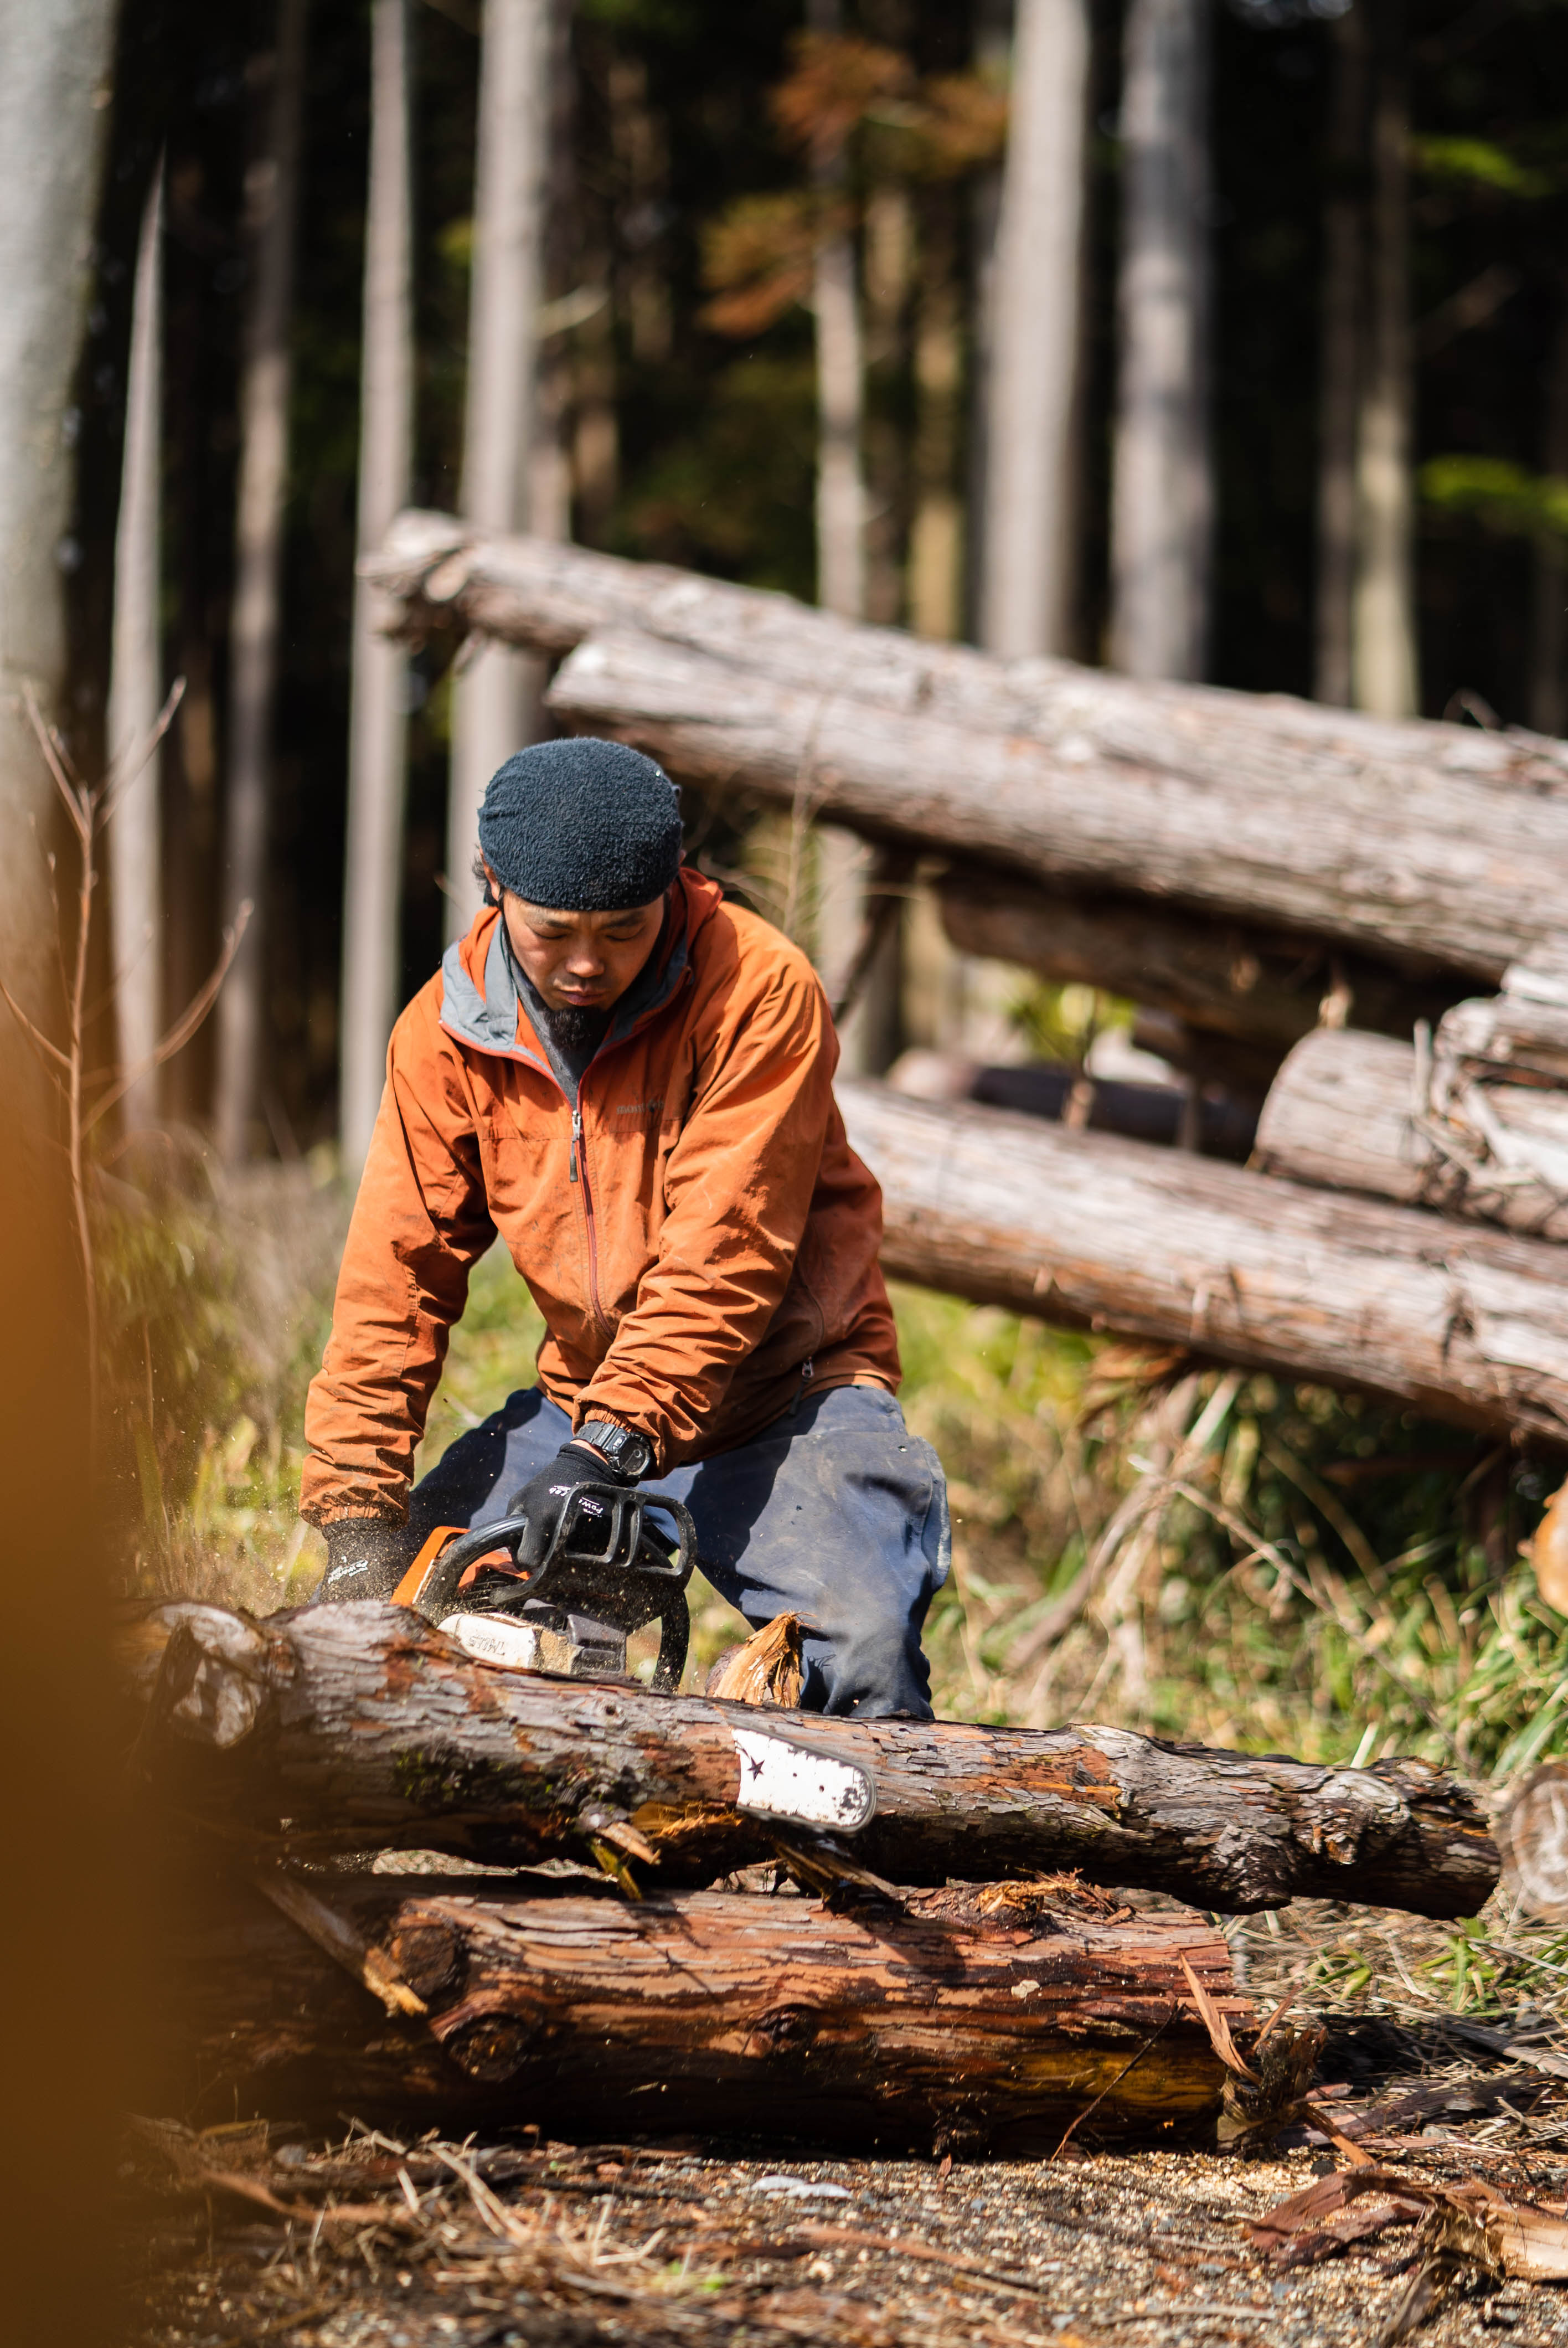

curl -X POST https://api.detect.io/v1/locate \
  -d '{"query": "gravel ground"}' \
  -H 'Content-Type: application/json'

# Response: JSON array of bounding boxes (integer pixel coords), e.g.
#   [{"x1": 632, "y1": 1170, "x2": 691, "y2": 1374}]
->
[{"x1": 123, "y1": 1895, "x2": 1568, "y2": 2348}]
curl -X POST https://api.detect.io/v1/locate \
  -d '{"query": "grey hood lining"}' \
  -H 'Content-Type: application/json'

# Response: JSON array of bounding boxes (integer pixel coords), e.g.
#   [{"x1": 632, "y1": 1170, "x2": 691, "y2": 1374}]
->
[{"x1": 438, "y1": 904, "x2": 690, "y2": 1096}]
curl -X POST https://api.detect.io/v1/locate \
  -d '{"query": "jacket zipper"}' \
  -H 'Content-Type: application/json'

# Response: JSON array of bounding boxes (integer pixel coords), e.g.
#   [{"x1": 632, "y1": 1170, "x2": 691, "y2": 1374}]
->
[{"x1": 569, "y1": 1103, "x2": 606, "y2": 1329}]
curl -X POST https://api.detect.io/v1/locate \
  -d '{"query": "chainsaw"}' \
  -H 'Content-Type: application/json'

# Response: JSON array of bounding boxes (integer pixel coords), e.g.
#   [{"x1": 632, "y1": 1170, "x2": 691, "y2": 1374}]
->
[{"x1": 390, "y1": 1482, "x2": 697, "y2": 1693}]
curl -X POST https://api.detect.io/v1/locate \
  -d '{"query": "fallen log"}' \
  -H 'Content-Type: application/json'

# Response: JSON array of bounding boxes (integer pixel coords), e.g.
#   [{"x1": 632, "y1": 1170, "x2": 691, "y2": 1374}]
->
[
  {"x1": 155, "y1": 1870, "x2": 1245, "y2": 2149},
  {"x1": 838, "y1": 1076, "x2": 1568, "y2": 1444},
  {"x1": 1255, "y1": 1026, "x2": 1568, "y2": 1242},
  {"x1": 132, "y1": 1601, "x2": 1498, "y2": 1914},
  {"x1": 364, "y1": 510, "x2": 1568, "y2": 979},
  {"x1": 937, "y1": 867, "x2": 1463, "y2": 1057}
]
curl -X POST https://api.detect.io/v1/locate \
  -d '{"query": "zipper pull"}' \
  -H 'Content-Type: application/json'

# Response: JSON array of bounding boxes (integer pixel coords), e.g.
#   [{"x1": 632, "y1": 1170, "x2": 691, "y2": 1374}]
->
[{"x1": 570, "y1": 1107, "x2": 582, "y2": 1182}]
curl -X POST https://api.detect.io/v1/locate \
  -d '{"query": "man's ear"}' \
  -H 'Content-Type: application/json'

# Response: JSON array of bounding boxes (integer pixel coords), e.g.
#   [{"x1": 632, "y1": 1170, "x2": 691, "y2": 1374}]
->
[{"x1": 473, "y1": 852, "x2": 501, "y2": 908}]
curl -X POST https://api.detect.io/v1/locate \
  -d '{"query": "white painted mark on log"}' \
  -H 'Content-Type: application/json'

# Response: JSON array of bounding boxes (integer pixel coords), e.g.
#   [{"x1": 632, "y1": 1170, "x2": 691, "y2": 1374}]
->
[{"x1": 731, "y1": 1727, "x2": 876, "y2": 1832}]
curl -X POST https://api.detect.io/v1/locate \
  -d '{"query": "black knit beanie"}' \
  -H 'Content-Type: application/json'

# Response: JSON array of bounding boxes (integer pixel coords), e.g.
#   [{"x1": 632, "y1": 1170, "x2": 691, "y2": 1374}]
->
[{"x1": 477, "y1": 737, "x2": 683, "y2": 913}]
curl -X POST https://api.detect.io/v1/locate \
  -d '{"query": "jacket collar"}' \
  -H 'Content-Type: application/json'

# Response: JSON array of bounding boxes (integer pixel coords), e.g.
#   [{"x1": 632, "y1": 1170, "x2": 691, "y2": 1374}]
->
[{"x1": 438, "y1": 868, "x2": 721, "y2": 1070}]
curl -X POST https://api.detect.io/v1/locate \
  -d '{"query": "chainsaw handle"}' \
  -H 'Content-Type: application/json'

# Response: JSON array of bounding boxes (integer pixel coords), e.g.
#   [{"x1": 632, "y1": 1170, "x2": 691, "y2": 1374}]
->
[{"x1": 396, "y1": 1484, "x2": 698, "y2": 1629}]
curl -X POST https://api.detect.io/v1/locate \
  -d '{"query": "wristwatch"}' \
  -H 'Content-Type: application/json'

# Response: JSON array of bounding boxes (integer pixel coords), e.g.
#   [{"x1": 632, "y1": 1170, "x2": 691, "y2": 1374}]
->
[{"x1": 574, "y1": 1418, "x2": 655, "y2": 1482}]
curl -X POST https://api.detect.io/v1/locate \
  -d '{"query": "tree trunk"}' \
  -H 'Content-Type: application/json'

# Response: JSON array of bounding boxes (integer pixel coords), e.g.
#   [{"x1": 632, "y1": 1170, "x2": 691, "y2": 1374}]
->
[
  {"x1": 446, "y1": 0, "x2": 551, "y2": 944},
  {"x1": 0, "y1": 0, "x2": 118, "y2": 1060},
  {"x1": 215, "y1": 0, "x2": 309, "y2": 1163},
  {"x1": 109, "y1": 163, "x2": 166, "y2": 1132},
  {"x1": 369, "y1": 516, "x2": 1568, "y2": 975},
  {"x1": 980, "y1": 0, "x2": 1089, "y2": 658},
  {"x1": 132, "y1": 1599, "x2": 1497, "y2": 1913},
  {"x1": 339, "y1": 0, "x2": 414, "y2": 1174},
  {"x1": 1531, "y1": 309, "x2": 1568, "y2": 739},
  {"x1": 834, "y1": 1076, "x2": 1568, "y2": 1445},
  {"x1": 1315, "y1": 0, "x2": 1369, "y2": 709},
  {"x1": 540, "y1": 620, "x2": 1568, "y2": 982},
  {"x1": 1352, "y1": 0, "x2": 1417, "y2": 720},
  {"x1": 937, "y1": 865, "x2": 1464, "y2": 1058},
  {"x1": 1256, "y1": 1014, "x2": 1568, "y2": 1244},
  {"x1": 1110, "y1": 0, "x2": 1211, "y2": 682},
  {"x1": 159, "y1": 1871, "x2": 1242, "y2": 2146}
]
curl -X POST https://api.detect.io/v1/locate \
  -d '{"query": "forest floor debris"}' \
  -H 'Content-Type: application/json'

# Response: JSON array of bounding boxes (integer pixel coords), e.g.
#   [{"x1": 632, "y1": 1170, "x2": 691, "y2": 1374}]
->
[{"x1": 128, "y1": 1898, "x2": 1568, "y2": 2347}]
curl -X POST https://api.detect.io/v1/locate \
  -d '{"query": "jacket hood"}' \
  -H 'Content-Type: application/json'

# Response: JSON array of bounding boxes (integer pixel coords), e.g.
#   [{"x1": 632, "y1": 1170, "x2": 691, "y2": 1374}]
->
[{"x1": 439, "y1": 866, "x2": 724, "y2": 1064}]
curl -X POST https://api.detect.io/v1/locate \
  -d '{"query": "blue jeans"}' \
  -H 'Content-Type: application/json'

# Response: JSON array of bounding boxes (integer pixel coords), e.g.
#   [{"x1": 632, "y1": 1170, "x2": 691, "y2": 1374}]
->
[{"x1": 407, "y1": 1382, "x2": 950, "y2": 1719}]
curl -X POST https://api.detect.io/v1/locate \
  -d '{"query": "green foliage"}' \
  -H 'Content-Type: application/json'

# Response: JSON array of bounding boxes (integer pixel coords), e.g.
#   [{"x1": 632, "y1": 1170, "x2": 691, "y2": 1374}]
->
[
  {"x1": 1412, "y1": 133, "x2": 1554, "y2": 199},
  {"x1": 1422, "y1": 454, "x2": 1568, "y2": 539}
]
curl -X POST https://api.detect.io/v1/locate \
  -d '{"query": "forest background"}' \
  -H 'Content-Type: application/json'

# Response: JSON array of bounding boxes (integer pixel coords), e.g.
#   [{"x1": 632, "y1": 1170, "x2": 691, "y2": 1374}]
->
[{"x1": 13, "y1": 0, "x2": 1568, "y2": 1786}]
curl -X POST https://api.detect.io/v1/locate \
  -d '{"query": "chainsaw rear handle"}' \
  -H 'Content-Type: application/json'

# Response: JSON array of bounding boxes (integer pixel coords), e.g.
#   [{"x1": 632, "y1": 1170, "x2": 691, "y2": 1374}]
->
[{"x1": 392, "y1": 1483, "x2": 697, "y2": 1692}]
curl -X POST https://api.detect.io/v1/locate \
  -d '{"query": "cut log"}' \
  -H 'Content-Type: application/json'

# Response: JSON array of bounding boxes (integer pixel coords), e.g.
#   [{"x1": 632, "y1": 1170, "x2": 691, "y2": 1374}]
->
[
  {"x1": 1256, "y1": 1026, "x2": 1568, "y2": 1242},
  {"x1": 132, "y1": 1600, "x2": 1498, "y2": 1914},
  {"x1": 938, "y1": 866, "x2": 1463, "y2": 1056},
  {"x1": 364, "y1": 511, "x2": 1568, "y2": 979},
  {"x1": 156, "y1": 1870, "x2": 1246, "y2": 2148},
  {"x1": 838, "y1": 1076, "x2": 1568, "y2": 1444}
]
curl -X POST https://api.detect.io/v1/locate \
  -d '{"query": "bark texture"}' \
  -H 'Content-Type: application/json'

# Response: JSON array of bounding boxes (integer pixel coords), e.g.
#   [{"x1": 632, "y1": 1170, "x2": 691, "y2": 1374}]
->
[
  {"x1": 0, "y1": 0, "x2": 118, "y2": 1047},
  {"x1": 216, "y1": 0, "x2": 309, "y2": 1163},
  {"x1": 938, "y1": 866, "x2": 1463, "y2": 1055},
  {"x1": 834, "y1": 1078, "x2": 1568, "y2": 1445},
  {"x1": 1111, "y1": 0, "x2": 1211, "y2": 681},
  {"x1": 1256, "y1": 1006, "x2": 1568, "y2": 1243},
  {"x1": 447, "y1": 0, "x2": 550, "y2": 941},
  {"x1": 1352, "y1": 0, "x2": 1417, "y2": 719},
  {"x1": 158, "y1": 1871, "x2": 1242, "y2": 2146},
  {"x1": 981, "y1": 0, "x2": 1089, "y2": 657},
  {"x1": 109, "y1": 164, "x2": 165, "y2": 1130},
  {"x1": 363, "y1": 513, "x2": 1568, "y2": 980},
  {"x1": 131, "y1": 1599, "x2": 1498, "y2": 1915},
  {"x1": 339, "y1": 0, "x2": 414, "y2": 1171}
]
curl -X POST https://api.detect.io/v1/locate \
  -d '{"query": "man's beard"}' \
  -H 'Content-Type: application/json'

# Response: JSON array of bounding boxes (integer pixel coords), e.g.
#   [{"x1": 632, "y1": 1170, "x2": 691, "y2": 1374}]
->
[{"x1": 543, "y1": 1000, "x2": 611, "y2": 1055}]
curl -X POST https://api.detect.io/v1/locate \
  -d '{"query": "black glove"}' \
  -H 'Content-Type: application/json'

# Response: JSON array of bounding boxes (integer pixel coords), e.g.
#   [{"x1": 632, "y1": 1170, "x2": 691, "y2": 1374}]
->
[
  {"x1": 317, "y1": 1518, "x2": 410, "y2": 1603},
  {"x1": 507, "y1": 1443, "x2": 619, "y2": 1569}
]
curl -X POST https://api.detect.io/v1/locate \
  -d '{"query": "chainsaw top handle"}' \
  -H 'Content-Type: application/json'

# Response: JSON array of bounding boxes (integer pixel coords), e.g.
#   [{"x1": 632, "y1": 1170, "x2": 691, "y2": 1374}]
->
[{"x1": 394, "y1": 1483, "x2": 696, "y2": 1687}]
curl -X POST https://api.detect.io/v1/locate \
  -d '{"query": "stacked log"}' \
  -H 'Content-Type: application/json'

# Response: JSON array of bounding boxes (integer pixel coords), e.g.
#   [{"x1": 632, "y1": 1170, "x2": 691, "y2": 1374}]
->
[
  {"x1": 1255, "y1": 975, "x2": 1568, "y2": 1245},
  {"x1": 135, "y1": 1600, "x2": 1495, "y2": 2142},
  {"x1": 360, "y1": 512, "x2": 1568, "y2": 1446},
  {"x1": 365, "y1": 510, "x2": 1568, "y2": 984}
]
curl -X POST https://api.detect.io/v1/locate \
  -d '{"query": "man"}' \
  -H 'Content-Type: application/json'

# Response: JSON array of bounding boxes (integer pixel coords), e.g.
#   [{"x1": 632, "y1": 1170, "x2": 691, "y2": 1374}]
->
[{"x1": 302, "y1": 735, "x2": 949, "y2": 1718}]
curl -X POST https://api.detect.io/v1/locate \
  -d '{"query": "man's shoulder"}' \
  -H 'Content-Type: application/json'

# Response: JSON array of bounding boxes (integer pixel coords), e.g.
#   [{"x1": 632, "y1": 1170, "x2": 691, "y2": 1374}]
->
[{"x1": 689, "y1": 891, "x2": 821, "y2": 998}]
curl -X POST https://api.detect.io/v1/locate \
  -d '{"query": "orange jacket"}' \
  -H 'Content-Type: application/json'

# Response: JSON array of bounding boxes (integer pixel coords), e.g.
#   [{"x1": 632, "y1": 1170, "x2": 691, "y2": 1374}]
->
[{"x1": 301, "y1": 870, "x2": 900, "y2": 1525}]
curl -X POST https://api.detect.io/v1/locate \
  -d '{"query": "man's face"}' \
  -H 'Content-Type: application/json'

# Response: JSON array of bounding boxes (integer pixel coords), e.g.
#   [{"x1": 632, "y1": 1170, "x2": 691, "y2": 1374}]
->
[{"x1": 487, "y1": 865, "x2": 666, "y2": 1015}]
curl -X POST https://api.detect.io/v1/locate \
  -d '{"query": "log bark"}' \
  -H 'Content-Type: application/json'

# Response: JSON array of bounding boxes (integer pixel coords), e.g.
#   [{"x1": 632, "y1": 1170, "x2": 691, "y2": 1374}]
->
[
  {"x1": 130, "y1": 1599, "x2": 1498, "y2": 1915},
  {"x1": 938, "y1": 866, "x2": 1463, "y2": 1054},
  {"x1": 838, "y1": 1076, "x2": 1568, "y2": 1445},
  {"x1": 157, "y1": 1870, "x2": 1244, "y2": 2148},
  {"x1": 364, "y1": 511, "x2": 1568, "y2": 979},
  {"x1": 1256, "y1": 1021, "x2": 1568, "y2": 1243}
]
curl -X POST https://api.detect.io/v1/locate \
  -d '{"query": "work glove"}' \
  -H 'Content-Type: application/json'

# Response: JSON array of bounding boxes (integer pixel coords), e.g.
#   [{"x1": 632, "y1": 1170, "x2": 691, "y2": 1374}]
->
[
  {"x1": 507, "y1": 1443, "x2": 620, "y2": 1569},
  {"x1": 317, "y1": 1518, "x2": 410, "y2": 1603}
]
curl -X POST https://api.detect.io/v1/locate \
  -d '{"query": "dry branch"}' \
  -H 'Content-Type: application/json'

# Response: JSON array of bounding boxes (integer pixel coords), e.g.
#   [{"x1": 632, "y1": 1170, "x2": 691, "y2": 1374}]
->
[
  {"x1": 131, "y1": 1600, "x2": 1497, "y2": 1914},
  {"x1": 155, "y1": 1868, "x2": 1245, "y2": 2148},
  {"x1": 364, "y1": 511, "x2": 1568, "y2": 977}
]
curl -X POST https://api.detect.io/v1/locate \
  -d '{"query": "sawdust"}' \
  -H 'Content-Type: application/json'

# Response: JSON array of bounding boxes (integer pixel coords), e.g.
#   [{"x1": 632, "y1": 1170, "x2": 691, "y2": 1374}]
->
[{"x1": 124, "y1": 1897, "x2": 1568, "y2": 2347}]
